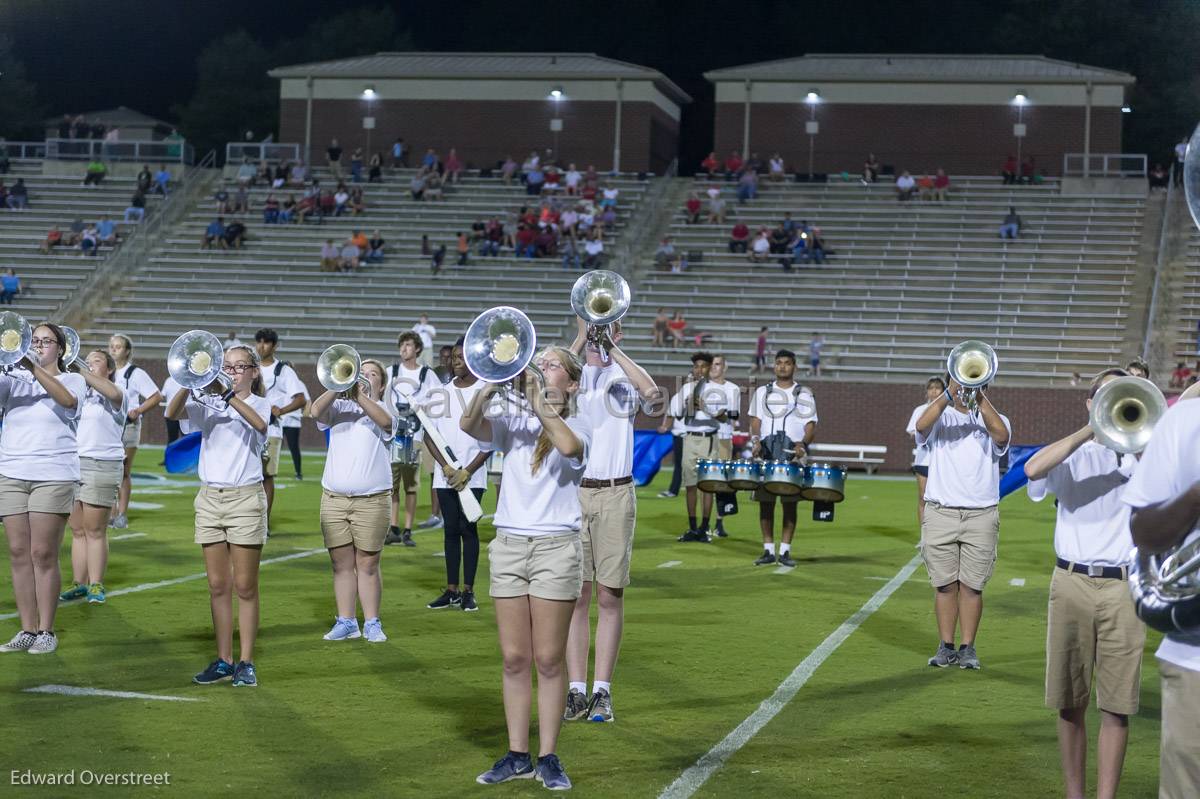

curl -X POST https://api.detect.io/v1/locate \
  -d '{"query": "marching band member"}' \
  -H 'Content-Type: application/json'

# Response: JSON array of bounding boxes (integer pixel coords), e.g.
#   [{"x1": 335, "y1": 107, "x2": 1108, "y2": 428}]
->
[
  {"x1": 0, "y1": 323, "x2": 86, "y2": 655},
  {"x1": 662, "y1": 352, "x2": 722, "y2": 542},
  {"x1": 312, "y1": 357, "x2": 393, "y2": 643},
  {"x1": 166, "y1": 345, "x2": 270, "y2": 687},
  {"x1": 425, "y1": 340, "x2": 492, "y2": 612},
  {"x1": 463, "y1": 345, "x2": 590, "y2": 791},
  {"x1": 385, "y1": 331, "x2": 442, "y2": 546},
  {"x1": 906, "y1": 377, "x2": 946, "y2": 525},
  {"x1": 107, "y1": 334, "x2": 162, "y2": 529},
  {"x1": 1024, "y1": 369, "x2": 1143, "y2": 799},
  {"x1": 564, "y1": 319, "x2": 658, "y2": 724},
  {"x1": 913, "y1": 373, "x2": 1011, "y2": 671},
  {"x1": 254, "y1": 329, "x2": 307, "y2": 530},
  {"x1": 60, "y1": 350, "x2": 128, "y2": 605},
  {"x1": 748, "y1": 349, "x2": 817, "y2": 567},
  {"x1": 708, "y1": 354, "x2": 742, "y2": 539}
]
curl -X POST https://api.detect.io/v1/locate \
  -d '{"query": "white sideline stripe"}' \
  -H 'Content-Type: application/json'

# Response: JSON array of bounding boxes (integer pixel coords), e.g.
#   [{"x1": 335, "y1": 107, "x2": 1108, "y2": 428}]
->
[
  {"x1": 24, "y1": 684, "x2": 201, "y2": 703},
  {"x1": 657, "y1": 560, "x2": 683, "y2": 568},
  {"x1": 657, "y1": 553, "x2": 923, "y2": 799},
  {"x1": 1009, "y1": 578, "x2": 1026, "y2": 587},
  {"x1": 772, "y1": 565, "x2": 795, "y2": 575},
  {"x1": 0, "y1": 548, "x2": 326, "y2": 621},
  {"x1": 110, "y1": 532, "x2": 147, "y2": 541},
  {"x1": 127, "y1": 501, "x2": 164, "y2": 510}
]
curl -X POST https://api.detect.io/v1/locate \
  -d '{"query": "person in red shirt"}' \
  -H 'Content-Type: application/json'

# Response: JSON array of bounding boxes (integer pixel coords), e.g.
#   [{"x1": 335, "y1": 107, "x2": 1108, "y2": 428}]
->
[
  {"x1": 1169, "y1": 362, "x2": 1193, "y2": 390},
  {"x1": 1002, "y1": 156, "x2": 1017, "y2": 185},
  {"x1": 724, "y1": 151, "x2": 743, "y2": 181},
  {"x1": 684, "y1": 193, "x2": 702, "y2": 224},
  {"x1": 729, "y1": 222, "x2": 750, "y2": 253},
  {"x1": 933, "y1": 168, "x2": 951, "y2": 202},
  {"x1": 701, "y1": 151, "x2": 719, "y2": 176},
  {"x1": 916, "y1": 173, "x2": 934, "y2": 201},
  {"x1": 515, "y1": 224, "x2": 536, "y2": 258},
  {"x1": 666, "y1": 311, "x2": 687, "y2": 348}
]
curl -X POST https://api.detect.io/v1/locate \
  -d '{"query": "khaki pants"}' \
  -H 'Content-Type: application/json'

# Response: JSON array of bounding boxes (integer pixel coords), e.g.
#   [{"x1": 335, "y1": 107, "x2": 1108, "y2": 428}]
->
[
  {"x1": 920, "y1": 501, "x2": 999, "y2": 590},
  {"x1": 1159, "y1": 659, "x2": 1200, "y2": 799},
  {"x1": 579, "y1": 483, "x2": 636, "y2": 588}
]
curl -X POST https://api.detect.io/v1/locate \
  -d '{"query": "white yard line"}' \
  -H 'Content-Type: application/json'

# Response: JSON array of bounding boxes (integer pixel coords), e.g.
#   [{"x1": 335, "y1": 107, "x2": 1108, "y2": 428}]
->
[
  {"x1": 23, "y1": 684, "x2": 202, "y2": 702},
  {"x1": 657, "y1": 553, "x2": 923, "y2": 799},
  {"x1": 657, "y1": 560, "x2": 683, "y2": 568},
  {"x1": 110, "y1": 532, "x2": 148, "y2": 542},
  {"x1": 1009, "y1": 578, "x2": 1026, "y2": 587}
]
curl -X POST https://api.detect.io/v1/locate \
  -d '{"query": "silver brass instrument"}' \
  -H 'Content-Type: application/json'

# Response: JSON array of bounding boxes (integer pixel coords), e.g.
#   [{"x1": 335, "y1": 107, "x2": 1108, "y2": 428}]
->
[
  {"x1": 1130, "y1": 535, "x2": 1200, "y2": 640},
  {"x1": 60, "y1": 326, "x2": 88, "y2": 371},
  {"x1": 166, "y1": 330, "x2": 230, "y2": 391},
  {"x1": 1089, "y1": 376, "x2": 1165, "y2": 454},
  {"x1": 570, "y1": 269, "x2": 631, "y2": 353},
  {"x1": 317, "y1": 344, "x2": 369, "y2": 395},
  {"x1": 946, "y1": 340, "x2": 997, "y2": 410},
  {"x1": 0, "y1": 310, "x2": 32, "y2": 368},
  {"x1": 464, "y1": 306, "x2": 539, "y2": 384}
]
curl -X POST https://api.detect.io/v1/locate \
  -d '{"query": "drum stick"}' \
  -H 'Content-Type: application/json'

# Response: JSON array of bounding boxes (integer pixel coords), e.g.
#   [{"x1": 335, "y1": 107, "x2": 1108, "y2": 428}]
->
[{"x1": 415, "y1": 408, "x2": 484, "y2": 523}]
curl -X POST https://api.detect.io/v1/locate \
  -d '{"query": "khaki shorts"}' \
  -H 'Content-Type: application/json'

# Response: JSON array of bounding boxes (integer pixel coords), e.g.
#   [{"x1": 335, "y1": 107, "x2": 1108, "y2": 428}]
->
[
  {"x1": 681, "y1": 434, "x2": 718, "y2": 488},
  {"x1": 262, "y1": 436, "x2": 281, "y2": 478},
  {"x1": 320, "y1": 490, "x2": 390, "y2": 552},
  {"x1": 579, "y1": 483, "x2": 636, "y2": 589},
  {"x1": 1159, "y1": 659, "x2": 1200, "y2": 799},
  {"x1": 717, "y1": 438, "x2": 733, "y2": 460},
  {"x1": 194, "y1": 483, "x2": 268, "y2": 546},
  {"x1": 1045, "y1": 567, "x2": 1144, "y2": 714},
  {"x1": 488, "y1": 531, "x2": 583, "y2": 601},
  {"x1": 391, "y1": 462, "x2": 419, "y2": 495},
  {"x1": 0, "y1": 475, "x2": 79, "y2": 516},
  {"x1": 920, "y1": 501, "x2": 999, "y2": 591},
  {"x1": 78, "y1": 457, "x2": 122, "y2": 508},
  {"x1": 120, "y1": 417, "x2": 141, "y2": 449}
]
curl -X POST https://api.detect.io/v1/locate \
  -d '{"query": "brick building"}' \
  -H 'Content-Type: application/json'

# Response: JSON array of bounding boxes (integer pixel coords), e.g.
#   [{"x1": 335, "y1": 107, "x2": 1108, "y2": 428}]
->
[
  {"x1": 269, "y1": 52, "x2": 691, "y2": 174},
  {"x1": 704, "y1": 54, "x2": 1135, "y2": 177}
]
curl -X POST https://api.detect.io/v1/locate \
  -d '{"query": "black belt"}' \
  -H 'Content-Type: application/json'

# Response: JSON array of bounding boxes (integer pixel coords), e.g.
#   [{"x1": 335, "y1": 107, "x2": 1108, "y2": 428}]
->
[
  {"x1": 686, "y1": 431, "x2": 716, "y2": 438},
  {"x1": 1056, "y1": 557, "x2": 1128, "y2": 580},
  {"x1": 580, "y1": 476, "x2": 633, "y2": 489}
]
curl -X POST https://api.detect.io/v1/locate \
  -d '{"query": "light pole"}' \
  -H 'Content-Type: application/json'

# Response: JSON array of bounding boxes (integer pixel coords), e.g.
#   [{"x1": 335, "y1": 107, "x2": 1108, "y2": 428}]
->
[
  {"x1": 362, "y1": 85, "x2": 377, "y2": 160},
  {"x1": 549, "y1": 86, "x2": 564, "y2": 163},
  {"x1": 805, "y1": 89, "x2": 820, "y2": 179},
  {"x1": 1012, "y1": 90, "x2": 1027, "y2": 172}
]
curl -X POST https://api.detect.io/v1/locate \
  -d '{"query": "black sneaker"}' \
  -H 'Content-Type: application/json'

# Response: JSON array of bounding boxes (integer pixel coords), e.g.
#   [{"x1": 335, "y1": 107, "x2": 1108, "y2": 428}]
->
[
  {"x1": 460, "y1": 590, "x2": 478, "y2": 612},
  {"x1": 193, "y1": 658, "x2": 235, "y2": 685},
  {"x1": 384, "y1": 526, "x2": 404, "y2": 545},
  {"x1": 563, "y1": 688, "x2": 589, "y2": 721},
  {"x1": 714, "y1": 523, "x2": 729, "y2": 538},
  {"x1": 777, "y1": 552, "x2": 797, "y2": 568},
  {"x1": 400, "y1": 528, "x2": 416, "y2": 547},
  {"x1": 677, "y1": 529, "x2": 711, "y2": 543},
  {"x1": 427, "y1": 589, "x2": 461, "y2": 610},
  {"x1": 754, "y1": 551, "x2": 776, "y2": 566}
]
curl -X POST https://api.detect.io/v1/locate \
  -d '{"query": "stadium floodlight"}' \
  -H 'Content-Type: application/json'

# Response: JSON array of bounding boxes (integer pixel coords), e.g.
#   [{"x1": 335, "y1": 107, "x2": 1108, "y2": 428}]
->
[
  {"x1": 362, "y1": 85, "x2": 377, "y2": 100},
  {"x1": 550, "y1": 86, "x2": 564, "y2": 101},
  {"x1": 805, "y1": 89, "x2": 820, "y2": 104},
  {"x1": 1121, "y1": 105, "x2": 1132, "y2": 113},
  {"x1": 1012, "y1": 91, "x2": 1028, "y2": 106}
]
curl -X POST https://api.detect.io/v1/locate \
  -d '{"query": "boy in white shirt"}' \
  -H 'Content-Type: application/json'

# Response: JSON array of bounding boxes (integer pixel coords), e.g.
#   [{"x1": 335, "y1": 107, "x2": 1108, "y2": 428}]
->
[
  {"x1": 107, "y1": 334, "x2": 163, "y2": 529},
  {"x1": 707, "y1": 354, "x2": 742, "y2": 539},
  {"x1": 913, "y1": 374, "x2": 1011, "y2": 670},
  {"x1": 1024, "y1": 369, "x2": 1144, "y2": 799},
  {"x1": 254, "y1": 329, "x2": 308, "y2": 528},
  {"x1": 385, "y1": 331, "x2": 443, "y2": 546},
  {"x1": 906, "y1": 377, "x2": 947, "y2": 525},
  {"x1": 662, "y1": 353, "x2": 725, "y2": 542}
]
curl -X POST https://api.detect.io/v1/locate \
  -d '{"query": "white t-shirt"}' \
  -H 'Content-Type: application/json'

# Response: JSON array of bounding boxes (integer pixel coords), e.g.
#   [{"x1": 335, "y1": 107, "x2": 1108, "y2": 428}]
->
[
  {"x1": 412, "y1": 323, "x2": 436, "y2": 352},
  {"x1": 260, "y1": 360, "x2": 306, "y2": 438},
  {"x1": 915, "y1": 406, "x2": 1011, "y2": 508},
  {"x1": 316, "y1": 398, "x2": 392, "y2": 495},
  {"x1": 115, "y1": 363, "x2": 160, "y2": 414},
  {"x1": 482, "y1": 412, "x2": 591, "y2": 537},
  {"x1": 0, "y1": 372, "x2": 86, "y2": 481},
  {"x1": 1121, "y1": 400, "x2": 1200, "y2": 671},
  {"x1": 186, "y1": 392, "x2": 271, "y2": 488},
  {"x1": 585, "y1": 239, "x2": 604, "y2": 256},
  {"x1": 579, "y1": 363, "x2": 642, "y2": 481},
  {"x1": 78, "y1": 387, "x2": 128, "y2": 461},
  {"x1": 565, "y1": 170, "x2": 581, "y2": 187},
  {"x1": 752, "y1": 235, "x2": 770, "y2": 254},
  {"x1": 161, "y1": 376, "x2": 194, "y2": 434},
  {"x1": 670, "y1": 380, "x2": 722, "y2": 434},
  {"x1": 769, "y1": 157, "x2": 784, "y2": 173},
  {"x1": 706, "y1": 379, "x2": 742, "y2": 439},
  {"x1": 1027, "y1": 441, "x2": 1136, "y2": 565},
  {"x1": 429, "y1": 380, "x2": 492, "y2": 490},
  {"x1": 749, "y1": 382, "x2": 818, "y2": 443},
  {"x1": 907, "y1": 403, "x2": 931, "y2": 467},
  {"x1": 389, "y1": 363, "x2": 441, "y2": 443},
  {"x1": 602, "y1": 188, "x2": 619, "y2": 203}
]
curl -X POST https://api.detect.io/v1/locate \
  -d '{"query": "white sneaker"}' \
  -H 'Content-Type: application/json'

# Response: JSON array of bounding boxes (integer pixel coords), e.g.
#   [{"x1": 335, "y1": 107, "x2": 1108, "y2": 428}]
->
[
  {"x1": 0, "y1": 630, "x2": 37, "y2": 652},
  {"x1": 363, "y1": 618, "x2": 387, "y2": 643},
  {"x1": 27, "y1": 631, "x2": 58, "y2": 654},
  {"x1": 322, "y1": 617, "x2": 361, "y2": 641},
  {"x1": 416, "y1": 514, "x2": 443, "y2": 529}
]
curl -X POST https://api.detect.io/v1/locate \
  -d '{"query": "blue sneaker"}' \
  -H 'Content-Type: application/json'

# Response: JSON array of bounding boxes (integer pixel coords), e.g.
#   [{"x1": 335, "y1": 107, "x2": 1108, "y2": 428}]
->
[
  {"x1": 476, "y1": 752, "x2": 534, "y2": 785},
  {"x1": 535, "y1": 754, "x2": 572, "y2": 791},
  {"x1": 193, "y1": 658, "x2": 235, "y2": 685},
  {"x1": 87, "y1": 583, "x2": 106, "y2": 604},
  {"x1": 232, "y1": 661, "x2": 257, "y2": 687},
  {"x1": 323, "y1": 617, "x2": 361, "y2": 641}
]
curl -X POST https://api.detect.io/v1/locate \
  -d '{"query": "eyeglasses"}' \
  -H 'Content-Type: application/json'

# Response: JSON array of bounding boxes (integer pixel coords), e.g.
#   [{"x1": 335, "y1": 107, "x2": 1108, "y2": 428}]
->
[
  {"x1": 535, "y1": 359, "x2": 565, "y2": 373},
  {"x1": 221, "y1": 364, "x2": 256, "y2": 374},
  {"x1": 30, "y1": 337, "x2": 59, "y2": 347}
]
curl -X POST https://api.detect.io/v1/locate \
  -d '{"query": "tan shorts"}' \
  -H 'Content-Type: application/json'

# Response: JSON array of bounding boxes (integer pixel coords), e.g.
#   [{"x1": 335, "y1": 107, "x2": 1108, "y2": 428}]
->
[
  {"x1": 1045, "y1": 567, "x2": 1145, "y2": 714},
  {"x1": 579, "y1": 483, "x2": 636, "y2": 589},
  {"x1": 488, "y1": 531, "x2": 583, "y2": 601},
  {"x1": 1159, "y1": 659, "x2": 1200, "y2": 799},
  {"x1": 320, "y1": 490, "x2": 390, "y2": 552},
  {"x1": 78, "y1": 457, "x2": 123, "y2": 508},
  {"x1": 681, "y1": 434, "x2": 718, "y2": 488},
  {"x1": 0, "y1": 476, "x2": 79, "y2": 516},
  {"x1": 121, "y1": 417, "x2": 141, "y2": 449},
  {"x1": 717, "y1": 438, "x2": 733, "y2": 460},
  {"x1": 920, "y1": 501, "x2": 999, "y2": 590},
  {"x1": 391, "y1": 462, "x2": 419, "y2": 494},
  {"x1": 262, "y1": 436, "x2": 281, "y2": 478},
  {"x1": 194, "y1": 483, "x2": 268, "y2": 546}
]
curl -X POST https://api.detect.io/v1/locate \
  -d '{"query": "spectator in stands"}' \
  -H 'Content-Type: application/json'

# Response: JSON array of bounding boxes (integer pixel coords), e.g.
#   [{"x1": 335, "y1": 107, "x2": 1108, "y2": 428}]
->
[
  {"x1": 262, "y1": 193, "x2": 280, "y2": 224},
  {"x1": 83, "y1": 158, "x2": 107, "y2": 186},
  {"x1": 917, "y1": 173, "x2": 934, "y2": 201},
  {"x1": 279, "y1": 194, "x2": 296, "y2": 223},
  {"x1": 444, "y1": 148, "x2": 463, "y2": 183},
  {"x1": 525, "y1": 164, "x2": 545, "y2": 195},
  {"x1": 559, "y1": 205, "x2": 579, "y2": 239},
  {"x1": 318, "y1": 190, "x2": 336, "y2": 219},
  {"x1": 543, "y1": 166, "x2": 562, "y2": 194},
  {"x1": 79, "y1": 224, "x2": 99, "y2": 256},
  {"x1": 560, "y1": 236, "x2": 580, "y2": 270},
  {"x1": 1069, "y1": 372, "x2": 1081, "y2": 387},
  {"x1": 480, "y1": 217, "x2": 503, "y2": 256},
  {"x1": 746, "y1": 151, "x2": 764, "y2": 174},
  {"x1": 6, "y1": 178, "x2": 28, "y2": 210},
  {"x1": 350, "y1": 148, "x2": 364, "y2": 183},
  {"x1": 349, "y1": 186, "x2": 365, "y2": 215},
  {"x1": 327, "y1": 139, "x2": 343, "y2": 180},
  {"x1": 39, "y1": 226, "x2": 63, "y2": 254},
  {"x1": 724, "y1": 150, "x2": 743, "y2": 181},
  {"x1": 334, "y1": 186, "x2": 350, "y2": 216},
  {"x1": 391, "y1": 137, "x2": 406, "y2": 169},
  {"x1": 1020, "y1": 156, "x2": 1036, "y2": 184},
  {"x1": 895, "y1": 171, "x2": 916, "y2": 201},
  {"x1": 652, "y1": 308, "x2": 670, "y2": 347},
  {"x1": 737, "y1": 169, "x2": 758, "y2": 203},
  {"x1": 293, "y1": 192, "x2": 315, "y2": 224},
  {"x1": 410, "y1": 170, "x2": 427, "y2": 201},
  {"x1": 153, "y1": 164, "x2": 171, "y2": 196},
  {"x1": 0, "y1": 269, "x2": 19, "y2": 304},
  {"x1": 729, "y1": 221, "x2": 750, "y2": 253},
  {"x1": 750, "y1": 228, "x2": 771, "y2": 263},
  {"x1": 768, "y1": 152, "x2": 786, "y2": 182},
  {"x1": 999, "y1": 206, "x2": 1022, "y2": 239},
  {"x1": 933, "y1": 168, "x2": 950, "y2": 202},
  {"x1": 95, "y1": 215, "x2": 117, "y2": 247},
  {"x1": 707, "y1": 187, "x2": 727, "y2": 224},
  {"x1": 701, "y1": 151, "x2": 719, "y2": 177},
  {"x1": 456, "y1": 232, "x2": 470, "y2": 266},
  {"x1": 367, "y1": 230, "x2": 385, "y2": 263},
  {"x1": 124, "y1": 189, "x2": 146, "y2": 220},
  {"x1": 1149, "y1": 163, "x2": 1169, "y2": 190},
  {"x1": 1170, "y1": 362, "x2": 1193, "y2": 390},
  {"x1": 1124, "y1": 359, "x2": 1151, "y2": 380},
  {"x1": 654, "y1": 236, "x2": 681, "y2": 271},
  {"x1": 320, "y1": 239, "x2": 339, "y2": 271},
  {"x1": 364, "y1": 151, "x2": 381, "y2": 183},
  {"x1": 423, "y1": 148, "x2": 439, "y2": 171},
  {"x1": 500, "y1": 155, "x2": 518, "y2": 185},
  {"x1": 273, "y1": 162, "x2": 288, "y2": 187},
  {"x1": 809, "y1": 332, "x2": 824, "y2": 376},
  {"x1": 0, "y1": 181, "x2": 7, "y2": 207},
  {"x1": 338, "y1": 238, "x2": 360, "y2": 272},
  {"x1": 202, "y1": 217, "x2": 225, "y2": 250},
  {"x1": 600, "y1": 205, "x2": 617, "y2": 231},
  {"x1": 236, "y1": 159, "x2": 255, "y2": 187},
  {"x1": 863, "y1": 153, "x2": 881, "y2": 183},
  {"x1": 349, "y1": 228, "x2": 368, "y2": 255},
  {"x1": 769, "y1": 223, "x2": 791, "y2": 254},
  {"x1": 223, "y1": 219, "x2": 246, "y2": 250},
  {"x1": 289, "y1": 161, "x2": 307, "y2": 187},
  {"x1": 534, "y1": 226, "x2": 557, "y2": 258},
  {"x1": 430, "y1": 243, "x2": 447, "y2": 275},
  {"x1": 583, "y1": 230, "x2": 605, "y2": 269},
  {"x1": 136, "y1": 164, "x2": 153, "y2": 194},
  {"x1": 514, "y1": 224, "x2": 535, "y2": 259},
  {"x1": 1001, "y1": 155, "x2": 1017, "y2": 184},
  {"x1": 256, "y1": 159, "x2": 271, "y2": 184},
  {"x1": 684, "y1": 192, "x2": 702, "y2": 224},
  {"x1": 425, "y1": 172, "x2": 445, "y2": 202},
  {"x1": 564, "y1": 163, "x2": 582, "y2": 195},
  {"x1": 214, "y1": 183, "x2": 231, "y2": 214},
  {"x1": 232, "y1": 185, "x2": 249, "y2": 214},
  {"x1": 667, "y1": 311, "x2": 687, "y2": 348},
  {"x1": 66, "y1": 218, "x2": 85, "y2": 246},
  {"x1": 753, "y1": 326, "x2": 769, "y2": 374},
  {"x1": 801, "y1": 227, "x2": 826, "y2": 265},
  {"x1": 600, "y1": 184, "x2": 619, "y2": 210}
]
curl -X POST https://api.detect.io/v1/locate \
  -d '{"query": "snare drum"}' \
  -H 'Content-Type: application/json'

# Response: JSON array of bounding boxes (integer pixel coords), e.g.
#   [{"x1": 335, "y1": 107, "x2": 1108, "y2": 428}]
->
[
  {"x1": 801, "y1": 463, "x2": 846, "y2": 503},
  {"x1": 762, "y1": 461, "x2": 806, "y2": 496},
  {"x1": 696, "y1": 459, "x2": 732, "y2": 493},
  {"x1": 390, "y1": 433, "x2": 421, "y2": 465},
  {"x1": 727, "y1": 459, "x2": 762, "y2": 491}
]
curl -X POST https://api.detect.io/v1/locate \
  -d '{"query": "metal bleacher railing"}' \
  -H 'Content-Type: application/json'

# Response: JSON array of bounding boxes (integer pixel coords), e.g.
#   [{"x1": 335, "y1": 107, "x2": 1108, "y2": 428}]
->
[
  {"x1": 1062, "y1": 153, "x2": 1148, "y2": 179},
  {"x1": 225, "y1": 143, "x2": 301, "y2": 165},
  {"x1": 44, "y1": 137, "x2": 193, "y2": 165},
  {"x1": 0, "y1": 141, "x2": 48, "y2": 159},
  {"x1": 1143, "y1": 165, "x2": 1175, "y2": 363}
]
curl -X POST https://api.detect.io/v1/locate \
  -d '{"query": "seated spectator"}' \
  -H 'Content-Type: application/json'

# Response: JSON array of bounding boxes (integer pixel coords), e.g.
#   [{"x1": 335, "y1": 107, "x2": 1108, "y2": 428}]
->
[
  {"x1": 729, "y1": 221, "x2": 750, "y2": 253},
  {"x1": 543, "y1": 167, "x2": 561, "y2": 194},
  {"x1": 430, "y1": 243, "x2": 447, "y2": 275},
  {"x1": 1170, "y1": 361, "x2": 1193, "y2": 390},
  {"x1": 667, "y1": 311, "x2": 687, "y2": 348},
  {"x1": 1149, "y1": 163, "x2": 1169, "y2": 190},
  {"x1": 236, "y1": 159, "x2": 255, "y2": 186},
  {"x1": 391, "y1": 138, "x2": 406, "y2": 169},
  {"x1": 684, "y1": 192, "x2": 702, "y2": 224},
  {"x1": 599, "y1": 185, "x2": 619, "y2": 209},
  {"x1": 515, "y1": 224, "x2": 536, "y2": 258},
  {"x1": 95, "y1": 215, "x2": 117, "y2": 246},
  {"x1": 320, "y1": 239, "x2": 339, "y2": 271},
  {"x1": 232, "y1": 185, "x2": 249, "y2": 214},
  {"x1": 1020, "y1": 156, "x2": 1036, "y2": 184},
  {"x1": 917, "y1": 173, "x2": 934, "y2": 200},
  {"x1": 273, "y1": 162, "x2": 289, "y2": 188},
  {"x1": 652, "y1": 308, "x2": 669, "y2": 346},
  {"x1": 654, "y1": 236, "x2": 680, "y2": 271},
  {"x1": 136, "y1": 164, "x2": 153, "y2": 194},
  {"x1": 202, "y1": 217, "x2": 226, "y2": 249},
  {"x1": 600, "y1": 206, "x2": 617, "y2": 230},
  {"x1": 745, "y1": 152, "x2": 763, "y2": 174},
  {"x1": 349, "y1": 186, "x2": 365, "y2": 215},
  {"x1": 125, "y1": 190, "x2": 147, "y2": 222},
  {"x1": 318, "y1": 190, "x2": 336, "y2": 218},
  {"x1": 256, "y1": 159, "x2": 272, "y2": 183},
  {"x1": 450, "y1": 232, "x2": 467, "y2": 266},
  {"x1": 422, "y1": 148, "x2": 438, "y2": 171},
  {"x1": 366, "y1": 230, "x2": 385, "y2": 263},
  {"x1": 750, "y1": 229, "x2": 771, "y2": 263},
  {"x1": 522, "y1": 150, "x2": 541, "y2": 176},
  {"x1": 768, "y1": 153, "x2": 786, "y2": 182},
  {"x1": 863, "y1": 153, "x2": 880, "y2": 183},
  {"x1": 425, "y1": 172, "x2": 444, "y2": 202},
  {"x1": 736, "y1": 169, "x2": 758, "y2": 203},
  {"x1": 445, "y1": 148, "x2": 462, "y2": 183},
  {"x1": 895, "y1": 171, "x2": 915, "y2": 201},
  {"x1": 289, "y1": 161, "x2": 308, "y2": 187},
  {"x1": 584, "y1": 164, "x2": 599, "y2": 186},
  {"x1": 933, "y1": 168, "x2": 950, "y2": 202},
  {"x1": 368, "y1": 152, "x2": 383, "y2": 183},
  {"x1": 769, "y1": 224, "x2": 791, "y2": 254},
  {"x1": 999, "y1": 206, "x2": 1022, "y2": 239},
  {"x1": 153, "y1": 164, "x2": 171, "y2": 196},
  {"x1": 500, "y1": 155, "x2": 518, "y2": 185},
  {"x1": 279, "y1": 194, "x2": 296, "y2": 224},
  {"x1": 223, "y1": 219, "x2": 246, "y2": 250},
  {"x1": 480, "y1": 218, "x2": 503, "y2": 256},
  {"x1": 214, "y1": 184, "x2": 231, "y2": 214},
  {"x1": 338, "y1": 240, "x2": 360, "y2": 272},
  {"x1": 525, "y1": 166, "x2": 545, "y2": 195},
  {"x1": 564, "y1": 164, "x2": 582, "y2": 195},
  {"x1": 82, "y1": 159, "x2": 107, "y2": 186},
  {"x1": 706, "y1": 187, "x2": 726, "y2": 224},
  {"x1": 79, "y1": 224, "x2": 99, "y2": 256},
  {"x1": 0, "y1": 269, "x2": 19, "y2": 304},
  {"x1": 580, "y1": 182, "x2": 598, "y2": 203},
  {"x1": 701, "y1": 151, "x2": 719, "y2": 177},
  {"x1": 724, "y1": 150, "x2": 743, "y2": 181},
  {"x1": 534, "y1": 228, "x2": 557, "y2": 258},
  {"x1": 262, "y1": 193, "x2": 280, "y2": 224},
  {"x1": 560, "y1": 237, "x2": 580, "y2": 270},
  {"x1": 334, "y1": 187, "x2": 350, "y2": 216},
  {"x1": 781, "y1": 211, "x2": 797, "y2": 235},
  {"x1": 1001, "y1": 155, "x2": 1017, "y2": 185},
  {"x1": 66, "y1": 218, "x2": 85, "y2": 246},
  {"x1": 583, "y1": 231, "x2": 604, "y2": 269},
  {"x1": 800, "y1": 227, "x2": 826, "y2": 265},
  {"x1": 350, "y1": 229, "x2": 368, "y2": 254},
  {"x1": 410, "y1": 171, "x2": 427, "y2": 201},
  {"x1": 6, "y1": 178, "x2": 28, "y2": 209},
  {"x1": 350, "y1": 148, "x2": 364, "y2": 183},
  {"x1": 39, "y1": 226, "x2": 64, "y2": 254}
]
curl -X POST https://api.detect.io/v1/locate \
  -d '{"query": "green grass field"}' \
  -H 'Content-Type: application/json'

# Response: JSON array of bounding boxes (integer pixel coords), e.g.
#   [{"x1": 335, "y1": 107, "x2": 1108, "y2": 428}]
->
[{"x1": 0, "y1": 452, "x2": 1166, "y2": 797}]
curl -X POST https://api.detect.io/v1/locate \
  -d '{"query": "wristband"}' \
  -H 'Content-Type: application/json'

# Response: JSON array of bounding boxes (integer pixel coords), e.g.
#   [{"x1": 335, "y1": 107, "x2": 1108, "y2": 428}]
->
[
  {"x1": 221, "y1": 389, "x2": 236, "y2": 404},
  {"x1": 943, "y1": 389, "x2": 952, "y2": 404}
]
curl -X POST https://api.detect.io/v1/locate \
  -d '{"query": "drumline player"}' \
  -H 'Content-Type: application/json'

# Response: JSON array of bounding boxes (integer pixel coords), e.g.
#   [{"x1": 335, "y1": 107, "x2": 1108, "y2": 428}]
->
[
  {"x1": 748, "y1": 348, "x2": 817, "y2": 567},
  {"x1": 707, "y1": 354, "x2": 742, "y2": 539},
  {"x1": 662, "y1": 352, "x2": 726, "y2": 543},
  {"x1": 312, "y1": 357, "x2": 393, "y2": 643},
  {"x1": 384, "y1": 331, "x2": 442, "y2": 547},
  {"x1": 0, "y1": 323, "x2": 86, "y2": 655},
  {"x1": 906, "y1": 377, "x2": 946, "y2": 526},
  {"x1": 254, "y1": 329, "x2": 308, "y2": 532},
  {"x1": 166, "y1": 344, "x2": 270, "y2": 688},
  {"x1": 107, "y1": 334, "x2": 163, "y2": 529},
  {"x1": 61, "y1": 349, "x2": 128, "y2": 606}
]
